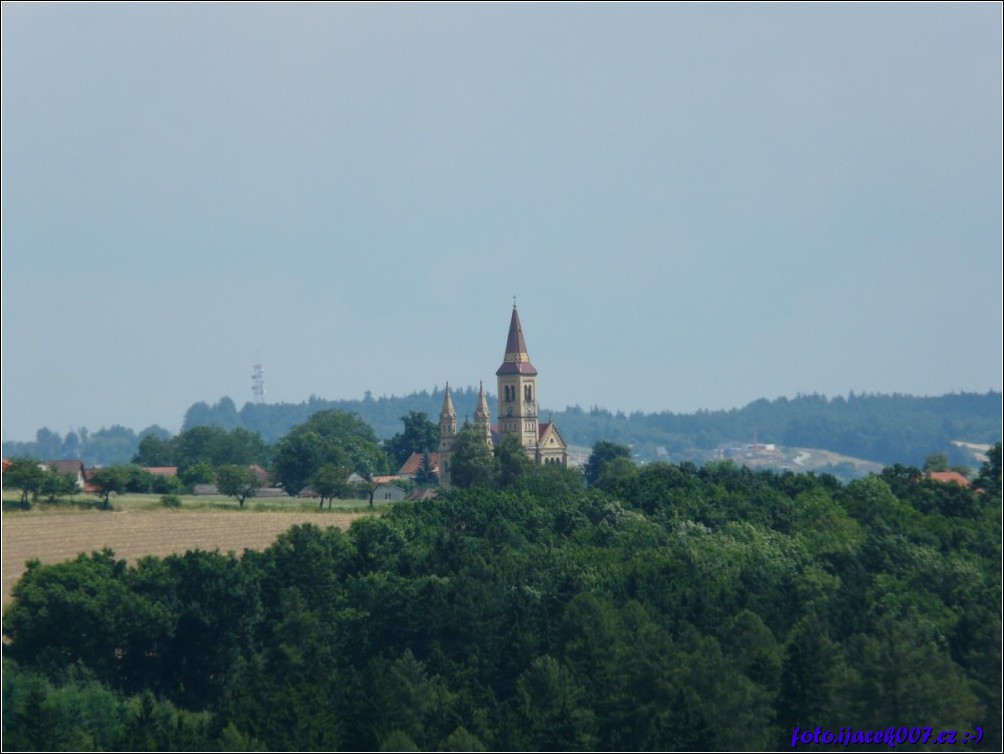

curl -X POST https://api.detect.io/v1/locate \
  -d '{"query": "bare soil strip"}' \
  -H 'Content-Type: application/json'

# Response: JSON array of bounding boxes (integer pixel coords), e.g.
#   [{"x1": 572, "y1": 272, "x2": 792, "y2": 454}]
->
[{"x1": 2, "y1": 509, "x2": 364, "y2": 607}]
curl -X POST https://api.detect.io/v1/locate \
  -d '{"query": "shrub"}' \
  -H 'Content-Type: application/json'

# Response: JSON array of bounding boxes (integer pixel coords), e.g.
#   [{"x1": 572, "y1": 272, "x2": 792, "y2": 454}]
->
[{"x1": 161, "y1": 494, "x2": 182, "y2": 508}]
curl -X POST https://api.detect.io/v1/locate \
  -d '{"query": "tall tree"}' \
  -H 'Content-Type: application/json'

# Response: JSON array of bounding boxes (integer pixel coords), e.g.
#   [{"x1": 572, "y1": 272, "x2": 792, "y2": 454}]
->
[
  {"x1": 973, "y1": 442, "x2": 1002, "y2": 501},
  {"x1": 413, "y1": 449, "x2": 438, "y2": 487},
  {"x1": 133, "y1": 434, "x2": 178, "y2": 467},
  {"x1": 2, "y1": 458, "x2": 45, "y2": 508},
  {"x1": 494, "y1": 434, "x2": 533, "y2": 488},
  {"x1": 923, "y1": 453, "x2": 950, "y2": 472},
  {"x1": 39, "y1": 467, "x2": 78, "y2": 503},
  {"x1": 311, "y1": 463, "x2": 350, "y2": 509},
  {"x1": 584, "y1": 441, "x2": 632, "y2": 486},
  {"x1": 384, "y1": 412, "x2": 440, "y2": 470},
  {"x1": 272, "y1": 410, "x2": 387, "y2": 496},
  {"x1": 215, "y1": 465, "x2": 262, "y2": 508},
  {"x1": 449, "y1": 423, "x2": 495, "y2": 489},
  {"x1": 88, "y1": 466, "x2": 129, "y2": 509}
]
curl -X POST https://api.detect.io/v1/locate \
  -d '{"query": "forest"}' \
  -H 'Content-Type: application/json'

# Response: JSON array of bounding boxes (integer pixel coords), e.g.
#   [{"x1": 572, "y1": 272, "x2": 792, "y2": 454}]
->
[
  {"x1": 3, "y1": 390, "x2": 1000, "y2": 471},
  {"x1": 3, "y1": 443, "x2": 1000, "y2": 751}
]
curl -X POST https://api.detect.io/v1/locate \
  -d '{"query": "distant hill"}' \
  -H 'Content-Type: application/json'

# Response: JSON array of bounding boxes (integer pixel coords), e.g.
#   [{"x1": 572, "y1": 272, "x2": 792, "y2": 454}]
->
[
  {"x1": 4, "y1": 390, "x2": 999, "y2": 472},
  {"x1": 550, "y1": 391, "x2": 1001, "y2": 470}
]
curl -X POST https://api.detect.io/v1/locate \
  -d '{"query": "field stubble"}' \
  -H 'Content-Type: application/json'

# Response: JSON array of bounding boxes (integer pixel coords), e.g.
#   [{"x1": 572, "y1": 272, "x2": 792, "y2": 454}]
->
[{"x1": 2, "y1": 501, "x2": 367, "y2": 606}]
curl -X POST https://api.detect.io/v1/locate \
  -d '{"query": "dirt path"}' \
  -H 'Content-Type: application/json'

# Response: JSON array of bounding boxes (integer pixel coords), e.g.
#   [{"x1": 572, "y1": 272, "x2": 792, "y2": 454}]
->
[{"x1": 2, "y1": 508, "x2": 365, "y2": 607}]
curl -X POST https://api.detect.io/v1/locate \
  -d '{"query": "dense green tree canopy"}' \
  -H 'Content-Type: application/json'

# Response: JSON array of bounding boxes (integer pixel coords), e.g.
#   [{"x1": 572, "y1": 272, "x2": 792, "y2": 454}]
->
[
  {"x1": 449, "y1": 423, "x2": 496, "y2": 489},
  {"x1": 271, "y1": 410, "x2": 389, "y2": 496},
  {"x1": 584, "y1": 440, "x2": 632, "y2": 486},
  {"x1": 3, "y1": 445, "x2": 1000, "y2": 751}
]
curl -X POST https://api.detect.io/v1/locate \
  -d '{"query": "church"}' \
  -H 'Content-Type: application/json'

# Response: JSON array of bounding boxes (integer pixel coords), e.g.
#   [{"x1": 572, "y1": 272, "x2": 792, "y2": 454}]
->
[{"x1": 437, "y1": 305, "x2": 568, "y2": 488}]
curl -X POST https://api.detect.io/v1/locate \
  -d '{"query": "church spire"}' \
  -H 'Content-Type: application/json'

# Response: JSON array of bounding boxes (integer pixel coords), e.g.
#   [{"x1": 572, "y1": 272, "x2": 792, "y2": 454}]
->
[
  {"x1": 496, "y1": 304, "x2": 538, "y2": 376},
  {"x1": 439, "y1": 383, "x2": 456, "y2": 435},
  {"x1": 474, "y1": 380, "x2": 493, "y2": 448},
  {"x1": 438, "y1": 383, "x2": 457, "y2": 489}
]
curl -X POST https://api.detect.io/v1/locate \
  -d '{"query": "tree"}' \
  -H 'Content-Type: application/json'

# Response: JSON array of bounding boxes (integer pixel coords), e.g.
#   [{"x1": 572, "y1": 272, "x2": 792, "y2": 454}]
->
[
  {"x1": 514, "y1": 655, "x2": 597, "y2": 750},
  {"x1": 449, "y1": 423, "x2": 495, "y2": 489},
  {"x1": 413, "y1": 449, "x2": 438, "y2": 487},
  {"x1": 311, "y1": 463, "x2": 350, "y2": 509},
  {"x1": 39, "y1": 467, "x2": 78, "y2": 503},
  {"x1": 494, "y1": 434, "x2": 533, "y2": 488},
  {"x1": 384, "y1": 412, "x2": 440, "y2": 470},
  {"x1": 595, "y1": 456, "x2": 638, "y2": 497},
  {"x1": 273, "y1": 431, "x2": 331, "y2": 497},
  {"x1": 133, "y1": 434, "x2": 177, "y2": 467},
  {"x1": 973, "y1": 442, "x2": 1002, "y2": 500},
  {"x1": 353, "y1": 477, "x2": 378, "y2": 509},
  {"x1": 272, "y1": 410, "x2": 388, "y2": 496},
  {"x1": 122, "y1": 464, "x2": 156, "y2": 493},
  {"x1": 841, "y1": 612, "x2": 980, "y2": 730},
  {"x1": 88, "y1": 466, "x2": 129, "y2": 509},
  {"x1": 2, "y1": 458, "x2": 45, "y2": 508},
  {"x1": 179, "y1": 461, "x2": 215, "y2": 489},
  {"x1": 923, "y1": 453, "x2": 950, "y2": 473},
  {"x1": 175, "y1": 426, "x2": 229, "y2": 471},
  {"x1": 174, "y1": 426, "x2": 268, "y2": 471},
  {"x1": 215, "y1": 465, "x2": 262, "y2": 508},
  {"x1": 584, "y1": 441, "x2": 632, "y2": 486}
]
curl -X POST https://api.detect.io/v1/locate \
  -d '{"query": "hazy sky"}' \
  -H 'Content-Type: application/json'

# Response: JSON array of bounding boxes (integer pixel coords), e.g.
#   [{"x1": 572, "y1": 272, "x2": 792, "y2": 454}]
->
[{"x1": 2, "y1": 3, "x2": 1001, "y2": 441}]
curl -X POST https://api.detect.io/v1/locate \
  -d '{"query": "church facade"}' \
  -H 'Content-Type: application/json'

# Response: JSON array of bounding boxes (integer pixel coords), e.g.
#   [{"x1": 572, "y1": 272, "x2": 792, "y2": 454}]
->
[{"x1": 438, "y1": 306, "x2": 568, "y2": 488}]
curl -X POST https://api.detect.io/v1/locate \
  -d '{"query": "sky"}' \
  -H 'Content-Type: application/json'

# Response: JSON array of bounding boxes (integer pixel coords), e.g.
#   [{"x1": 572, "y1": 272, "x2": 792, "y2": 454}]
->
[{"x1": 2, "y1": 2, "x2": 1001, "y2": 441}]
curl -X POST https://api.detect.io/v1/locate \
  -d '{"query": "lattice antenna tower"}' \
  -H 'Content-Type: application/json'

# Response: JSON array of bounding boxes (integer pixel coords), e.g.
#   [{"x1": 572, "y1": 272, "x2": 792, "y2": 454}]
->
[{"x1": 252, "y1": 360, "x2": 265, "y2": 404}]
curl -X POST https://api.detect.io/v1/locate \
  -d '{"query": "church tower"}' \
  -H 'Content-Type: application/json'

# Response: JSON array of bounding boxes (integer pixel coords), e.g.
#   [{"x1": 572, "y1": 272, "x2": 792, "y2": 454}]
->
[
  {"x1": 496, "y1": 305, "x2": 540, "y2": 453},
  {"x1": 494, "y1": 305, "x2": 568, "y2": 467},
  {"x1": 438, "y1": 383, "x2": 457, "y2": 488},
  {"x1": 474, "y1": 381, "x2": 493, "y2": 449}
]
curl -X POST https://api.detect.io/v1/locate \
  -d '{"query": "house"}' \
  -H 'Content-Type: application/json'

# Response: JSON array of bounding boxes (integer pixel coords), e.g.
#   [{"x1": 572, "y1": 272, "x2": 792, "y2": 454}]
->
[
  {"x1": 144, "y1": 466, "x2": 178, "y2": 478},
  {"x1": 925, "y1": 471, "x2": 971, "y2": 488},
  {"x1": 41, "y1": 460, "x2": 87, "y2": 490},
  {"x1": 371, "y1": 484, "x2": 407, "y2": 503},
  {"x1": 398, "y1": 452, "x2": 441, "y2": 480}
]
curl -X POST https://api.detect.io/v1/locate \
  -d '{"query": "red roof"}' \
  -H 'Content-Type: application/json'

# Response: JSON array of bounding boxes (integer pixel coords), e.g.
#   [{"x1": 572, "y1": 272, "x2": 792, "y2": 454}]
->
[
  {"x1": 144, "y1": 467, "x2": 178, "y2": 477},
  {"x1": 399, "y1": 452, "x2": 440, "y2": 476},
  {"x1": 926, "y1": 471, "x2": 971, "y2": 487},
  {"x1": 505, "y1": 306, "x2": 528, "y2": 355}
]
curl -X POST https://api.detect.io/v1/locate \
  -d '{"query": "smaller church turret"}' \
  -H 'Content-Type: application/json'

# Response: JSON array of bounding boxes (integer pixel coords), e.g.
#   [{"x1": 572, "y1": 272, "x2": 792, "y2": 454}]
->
[
  {"x1": 438, "y1": 383, "x2": 457, "y2": 488},
  {"x1": 474, "y1": 381, "x2": 493, "y2": 449}
]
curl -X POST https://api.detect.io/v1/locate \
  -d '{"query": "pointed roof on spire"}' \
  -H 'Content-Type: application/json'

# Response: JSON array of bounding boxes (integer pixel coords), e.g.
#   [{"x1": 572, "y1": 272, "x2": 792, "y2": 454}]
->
[
  {"x1": 496, "y1": 305, "x2": 538, "y2": 376},
  {"x1": 440, "y1": 382, "x2": 456, "y2": 418},
  {"x1": 475, "y1": 381, "x2": 491, "y2": 420}
]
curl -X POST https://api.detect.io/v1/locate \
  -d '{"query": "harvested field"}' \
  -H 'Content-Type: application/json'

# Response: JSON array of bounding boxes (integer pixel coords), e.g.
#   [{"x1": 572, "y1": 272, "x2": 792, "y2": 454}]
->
[{"x1": 2, "y1": 508, "x2": 366, "y2": 606}]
